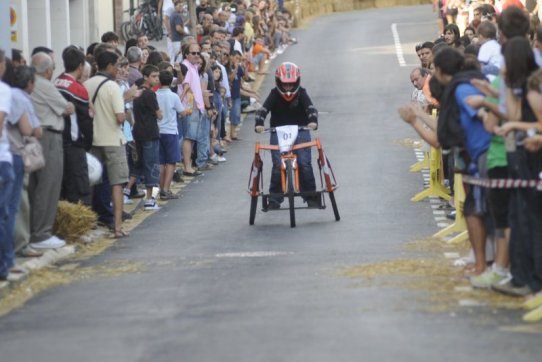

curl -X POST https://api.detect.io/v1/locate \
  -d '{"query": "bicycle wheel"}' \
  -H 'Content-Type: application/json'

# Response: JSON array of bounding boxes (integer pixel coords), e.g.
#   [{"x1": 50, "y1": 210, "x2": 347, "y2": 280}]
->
[
  {"x1": 249, "y1": 196, "x2": 258, "y2": 225},
  {"x1": 328, "y1": 191, "x2": 340, "y2": 221},
  {"x1": 286, "y1": 160, "x2": 296, "y2": 228},
  {"x1": 152, "y1": 16, "x2": 164, "y2": 40},
  {"x1": 121, "y1": 21, "x2": 132, "y2": 41}
]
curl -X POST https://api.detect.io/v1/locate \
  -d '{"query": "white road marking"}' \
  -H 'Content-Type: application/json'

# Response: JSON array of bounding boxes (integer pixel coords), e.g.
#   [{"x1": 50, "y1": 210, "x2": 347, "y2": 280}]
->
[
  {"x1": 391, "y1": 23, "x2": 406, "y2": 67},
  {"x1": 215, "y1": 251, "x2": 294, "y2": 258}
]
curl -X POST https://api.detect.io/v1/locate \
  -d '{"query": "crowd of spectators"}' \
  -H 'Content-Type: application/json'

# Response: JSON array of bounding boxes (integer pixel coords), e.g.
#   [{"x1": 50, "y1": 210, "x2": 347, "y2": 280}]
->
[
  {"x1": 0, "y1": 0, "x2": 297, "y2": 282},
  {"x1": 399, "y1": 3, "x2": 542, "y2": 310}
]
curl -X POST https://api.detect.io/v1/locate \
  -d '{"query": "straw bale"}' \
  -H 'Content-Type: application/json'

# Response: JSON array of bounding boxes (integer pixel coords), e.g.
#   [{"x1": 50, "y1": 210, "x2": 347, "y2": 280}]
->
[{"x1": 53, "y1": 201, "x2": 97, "y2": 243}]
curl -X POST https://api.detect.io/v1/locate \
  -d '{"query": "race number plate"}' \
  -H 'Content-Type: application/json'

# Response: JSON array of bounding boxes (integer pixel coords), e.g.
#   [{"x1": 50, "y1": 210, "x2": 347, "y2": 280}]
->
[{"x1": 276, "y1": 125, "x2": 298, "y2": 153}]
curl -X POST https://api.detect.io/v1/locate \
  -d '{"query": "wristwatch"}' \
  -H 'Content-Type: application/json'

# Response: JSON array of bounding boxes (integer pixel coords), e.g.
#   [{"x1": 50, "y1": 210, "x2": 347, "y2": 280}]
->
[{"x1": 527, "y1": 128, "x2": 538, "y2": 138}]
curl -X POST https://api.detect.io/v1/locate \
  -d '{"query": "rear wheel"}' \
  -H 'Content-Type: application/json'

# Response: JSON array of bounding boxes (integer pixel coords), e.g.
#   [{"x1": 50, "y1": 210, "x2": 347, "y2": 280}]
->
[
  {"x1": 120, "y1": 21, "x2": 132, "y2": 41},
  {"x1": 286, "y1": 160, "x2": 296, "y2": 228},
  {"x1": 328, "y1": 191, "x2": 340, "y2": 221},
  {"x1": 249, "y1": 196, "x2": 258, "y2": 225}
]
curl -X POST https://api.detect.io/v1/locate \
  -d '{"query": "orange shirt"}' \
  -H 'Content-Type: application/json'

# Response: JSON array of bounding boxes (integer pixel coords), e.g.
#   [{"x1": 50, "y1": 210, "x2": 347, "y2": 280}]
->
[{"x1": 252, "y1": 43, "x2": 264, "y2": 56}]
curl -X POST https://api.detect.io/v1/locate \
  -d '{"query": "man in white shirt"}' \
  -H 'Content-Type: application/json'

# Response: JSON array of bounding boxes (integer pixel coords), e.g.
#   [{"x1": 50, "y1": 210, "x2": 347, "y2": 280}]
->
[{"x1": 84, "y1": 51, "x2": 129, "y2": 238}]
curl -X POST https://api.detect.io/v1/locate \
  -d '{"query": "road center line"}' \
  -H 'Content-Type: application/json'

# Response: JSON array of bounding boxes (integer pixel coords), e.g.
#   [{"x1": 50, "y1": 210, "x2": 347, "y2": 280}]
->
[
  {"x1": 215, "y1": 251, "x2": 294, "y2": 258},
  {"x1": 391, "y1": 23, "x2": 406, "y2": 67}
]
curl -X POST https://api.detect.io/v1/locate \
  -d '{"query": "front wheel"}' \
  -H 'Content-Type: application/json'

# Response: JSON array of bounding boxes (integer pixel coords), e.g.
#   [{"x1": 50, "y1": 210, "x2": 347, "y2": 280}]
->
[
  {"x1": 286, "y1": 160, "x2": 296, "y2": 228},
  {"x1": 249, "y1": 196, "x2": 258, "y2": 225},
  {"x1": 328, "y1": 191, "x2": 340, "y2": 221}
]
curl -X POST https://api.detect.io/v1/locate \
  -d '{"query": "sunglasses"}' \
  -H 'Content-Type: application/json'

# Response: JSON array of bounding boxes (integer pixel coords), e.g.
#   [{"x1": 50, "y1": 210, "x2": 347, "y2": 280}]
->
[{"x1": 189, "y1": 51, "x2": 201, "y2": 56}]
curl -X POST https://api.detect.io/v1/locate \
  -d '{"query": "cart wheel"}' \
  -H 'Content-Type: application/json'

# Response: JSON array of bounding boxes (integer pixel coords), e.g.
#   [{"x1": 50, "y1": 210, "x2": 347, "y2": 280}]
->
[
  {"x1": 328, "y1": 191, "x2": 340, "y2": 221},
  {"x1": 286, "y1": 160, "x2": 296, "y2": 228},
  {"x1": 249, "y1": 196, "x2": 258, "y2": 225}
]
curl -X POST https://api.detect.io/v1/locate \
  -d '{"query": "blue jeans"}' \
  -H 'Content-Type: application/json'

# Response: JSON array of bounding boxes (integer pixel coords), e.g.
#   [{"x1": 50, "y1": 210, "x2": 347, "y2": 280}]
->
[
  {"x1": 195, "y1": 112, "x2": 211, "y2": 168},
  {"x1": 221, "y1": 100, "x2": 228, "y2": 139},
  {"x1": 6, "y1": 155, "x2": 24, "y2": 266},
  {"x1": 230, "y1": 97, "x2": 241, "y2": 126},
  {"x1": 0, "y1": 161, "x2": 15, "y2": 278},
  {"x1": 269, "y1": 130, "x2": 316, "y2": 204},
  {"x1": 139, "y1": 140, "x2": 160, "y2": 187},
  {"x1": 213, "y1": 92, "x2": 223, "y2": 140}
]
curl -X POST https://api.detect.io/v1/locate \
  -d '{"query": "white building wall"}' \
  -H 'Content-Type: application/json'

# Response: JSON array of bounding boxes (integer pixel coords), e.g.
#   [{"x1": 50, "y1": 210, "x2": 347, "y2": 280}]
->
[
  {"x1": 70, "y1": 0, "x2": 90, "y2": 50},
  {"x1": 0, "y1": 2, "x2": 13, "y2": 53},
  {"x1": 6, "y1": 0, "x2": 117, "y2": 65},
  {"x1": 27, "y1": 0, "x2": 52, "y2": 51},
  {"x1": 95, "y1": 0, "x2": 115, "y2": 43},
  {"x1": 50, "y1": 0, "x2": 71, "y2": 60}
]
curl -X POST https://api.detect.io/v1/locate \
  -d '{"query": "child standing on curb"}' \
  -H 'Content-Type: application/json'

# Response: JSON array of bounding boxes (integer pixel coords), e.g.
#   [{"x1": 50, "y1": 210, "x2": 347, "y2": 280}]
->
[
  {"x1": 156, "y1": 70, "x2": 187, "y2": 200},
  {"x1": 227, "y1": 50, "x2": 244, "y2": 141},
  {"x1": 133, "y1": 64, "x2": 163, "y2": 210}
]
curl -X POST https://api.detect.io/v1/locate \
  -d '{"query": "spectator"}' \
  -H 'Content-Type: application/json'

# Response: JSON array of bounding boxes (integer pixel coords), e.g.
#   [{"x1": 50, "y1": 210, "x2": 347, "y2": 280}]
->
[
  {"x1": 443, "y1": 23, "x2": 463, "y2": 51},
  {"x1": 84, "y1": 51, "x2": 129, "y2": 238},
  {"x1": 410, "y1": 67, "x2": 430, "y2": 110},
  {"x1": 400, "y1": 48, "x2": 491, "y2": 278},
  {"x1": 252, "y1": 35, "x2": 271, "y2": 74},
  {"x1": 10, "y1": 66, "x2": 43, "y2": 258},
  {"x1": 101, "y1": 31, "x2": 120, "y2": 48},
  {"x1": 137, "y1": 34, "x2": 150, "y2": 50},
  {"x1": 464, "y1": 26, "x2": 476, "y2": 43},
  {"x1": 0, "y1": 49, "x2": 15, "y2": 280},
  {"x1": 54, "y1": 46, "x2": 93, "y2": 205},
  {"x1": 29, "y1": 52, "x2": 75, "y2": 249},
  {"x1": 477, "y1": 21, "x2": 501, "y2": 79},
  {"x1": 156, "y1": 70, "x2": 186, "y2": 200},
  {"x1": 227, "y1": 50, "x2": 245, "y2": 142},
  {"x1": 170, "y1": 0, "x2": 186, "y2": 64},
  {"x1": 141, "y1": 47, "x2": 150, "y2": 66},
  {"x1": 4, "y1": 62, "x2": 36, "y2": 274},
  {"x1": 124, "y1": 38, "x2": 138, "y2": 57},
  {"x1": 419, "y1": 42, "x2": 434, "y2": 70},
  {"x1": 11, "y1": 49, "x2": 26, "y2": 67},
  {"x1": 493, "y1": 37, "x2": 541, "y2": 296},
  {"x1": 158, "y1": 0, "x2": 175, "y2": 66},
  {"x1": 127, "y1": 46, "x2": 143, "y2": 87},
  {"x1": 133, "y1": 64, "x2": 163, "y2": 210},
  {"x1": 179, "y1": 43, "x2": 206, "y2": 176},
  {"x1": 469, "y1": 6, "x2": 484, "y2": 30}
]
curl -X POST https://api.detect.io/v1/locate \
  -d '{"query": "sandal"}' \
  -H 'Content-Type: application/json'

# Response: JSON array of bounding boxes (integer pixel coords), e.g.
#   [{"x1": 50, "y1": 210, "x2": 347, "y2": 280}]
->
[
  {"x1": 9, "y1": 266, "x2": 26, "y2": 274},
  {"x1": 18, "y1": 247, "x2": 44, "y2": 258},
  {"x1": 113, "y1": 229, "x2": 130, "y2": 239}
]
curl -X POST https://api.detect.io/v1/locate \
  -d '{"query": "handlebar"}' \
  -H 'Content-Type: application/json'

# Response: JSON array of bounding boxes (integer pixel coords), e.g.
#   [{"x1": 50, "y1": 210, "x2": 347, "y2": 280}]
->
[{"x1": 261, "y1": 126, "x2": 313, "y2": 133}]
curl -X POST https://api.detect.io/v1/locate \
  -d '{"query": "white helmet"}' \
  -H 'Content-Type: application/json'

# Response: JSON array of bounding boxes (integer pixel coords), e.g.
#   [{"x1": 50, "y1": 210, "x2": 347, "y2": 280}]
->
[{"x1": 86, "y1": 152, "x2": 103, "y2": 186}]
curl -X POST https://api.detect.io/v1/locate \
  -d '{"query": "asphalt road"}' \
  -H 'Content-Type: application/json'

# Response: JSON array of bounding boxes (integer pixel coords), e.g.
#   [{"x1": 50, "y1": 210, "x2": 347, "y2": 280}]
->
[{"x1": 1, "y1": 5, "x2": 541, "y2": 362}]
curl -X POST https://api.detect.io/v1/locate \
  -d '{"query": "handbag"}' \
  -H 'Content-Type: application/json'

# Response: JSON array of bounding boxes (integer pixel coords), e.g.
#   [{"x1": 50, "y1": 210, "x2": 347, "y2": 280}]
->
[{"x1": 21, "y1": 136, "x2": 46, "y2": 173}]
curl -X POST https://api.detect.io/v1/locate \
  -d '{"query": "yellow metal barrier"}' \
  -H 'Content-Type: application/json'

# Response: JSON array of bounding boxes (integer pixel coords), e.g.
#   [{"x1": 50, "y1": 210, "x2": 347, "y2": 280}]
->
[
  {"x1": 409, "y1": 151, "x2": 429, "y2": 172},
  {"x1": 411, "y1": 146, "x2": 451, "y2": 202},
  {"x1": 433, "y1": 172, "x2": 468, "y2": 243}
]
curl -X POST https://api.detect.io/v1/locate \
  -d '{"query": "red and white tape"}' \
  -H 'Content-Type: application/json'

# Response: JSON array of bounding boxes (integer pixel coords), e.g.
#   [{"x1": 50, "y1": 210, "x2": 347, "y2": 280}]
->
[{"x1": 462, "y1": 175, "x2": 542, "y2": 190}]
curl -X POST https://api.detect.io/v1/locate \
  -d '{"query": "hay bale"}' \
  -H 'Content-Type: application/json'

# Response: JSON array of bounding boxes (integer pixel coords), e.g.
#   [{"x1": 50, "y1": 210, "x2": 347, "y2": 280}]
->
[{"x1": 53, "y1": 201, "x2": 97, "y2": 243}]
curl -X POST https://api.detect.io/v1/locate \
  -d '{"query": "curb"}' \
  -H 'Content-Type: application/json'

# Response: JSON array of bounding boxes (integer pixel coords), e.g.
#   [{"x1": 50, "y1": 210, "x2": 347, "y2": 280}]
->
[{"x1": 0, "y1": 245, "x2": 76, "y2": 299}]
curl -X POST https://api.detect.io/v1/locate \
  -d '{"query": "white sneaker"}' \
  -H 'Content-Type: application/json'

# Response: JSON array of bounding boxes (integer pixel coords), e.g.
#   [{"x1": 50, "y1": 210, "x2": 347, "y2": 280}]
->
[
  {"x1": 144, "y1": 198, "x2": 160, "y2": 211},
  {"x1": 30, "y1": 236, "x2": 66, "y2": 249},
  {"x1": 210, "y1": 154, "x2": 227, "y2": 163},
  {"x1": 123, "y1": 195, "x2": 134, "y2": 205},
  {"x1": 242, "y1": 104, "x2": 258, "y2": 113}
]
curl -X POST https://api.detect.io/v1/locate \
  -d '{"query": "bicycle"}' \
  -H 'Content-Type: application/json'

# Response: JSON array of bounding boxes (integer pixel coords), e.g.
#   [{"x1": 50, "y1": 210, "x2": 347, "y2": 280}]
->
[
  {"x1": 248, "y1": 126, "x2": 340, "y2": 228},
  {"x1": 121, "y1": 1, "x2": 163, "y2": 42}
]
